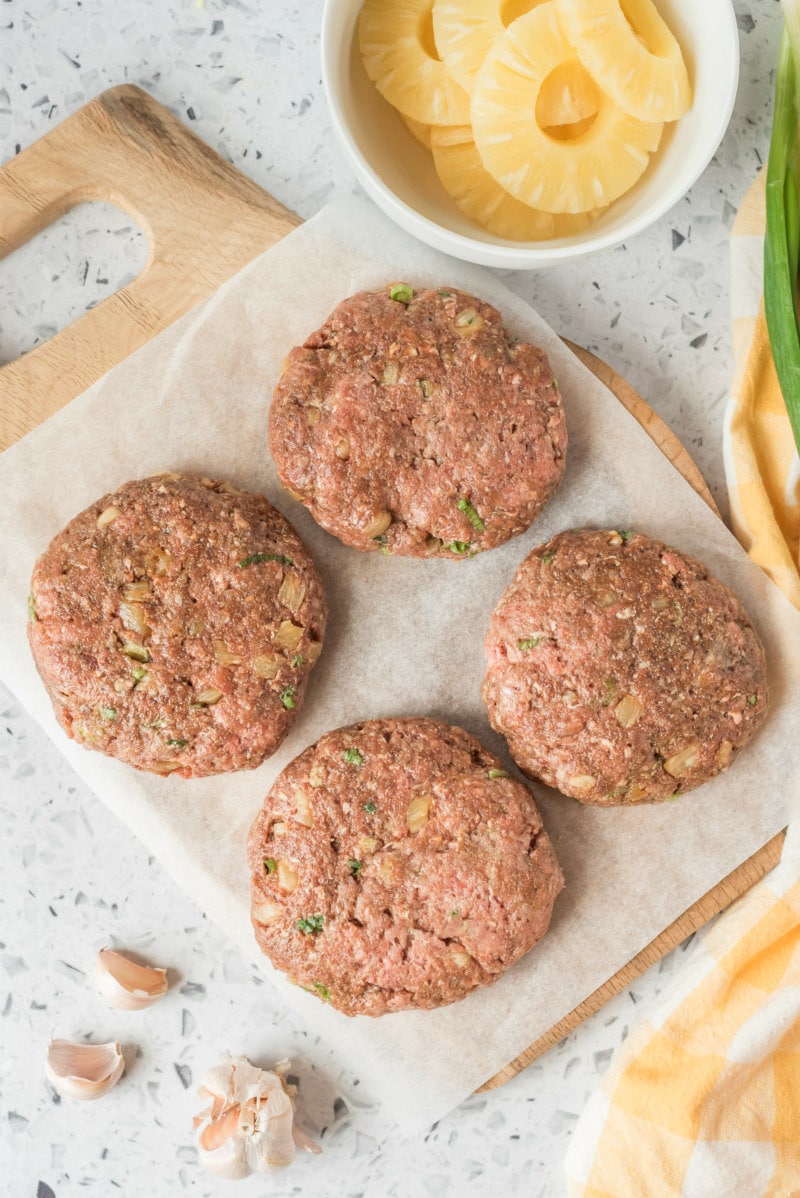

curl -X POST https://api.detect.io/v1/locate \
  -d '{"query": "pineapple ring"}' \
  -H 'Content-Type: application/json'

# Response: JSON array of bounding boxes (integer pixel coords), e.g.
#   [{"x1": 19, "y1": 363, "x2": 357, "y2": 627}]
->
[
  {"x1": 431, "y1": 124, "x2": 603, "y2": 240},
  {"x1": 432, "y1": 0, "x2": 545, "y2": 95},
  {"x1": 472, "y1": 3, "x2": 663, "y2": 215},
  {"x1": 400, "y1": 112, "x2": 434, "y2": 149},
  {"x1": 359, "y1": 0, "x2": 471, "y2": 126},
  {"x1": 544, "y1": 114, "x2": 599, "y2": 141},
  {"x1": 536, "y1": 59, "x2": 600, "y2": 129},
  {"x1": 554, "y1": 0, "x2": 691, "y2": 122}
]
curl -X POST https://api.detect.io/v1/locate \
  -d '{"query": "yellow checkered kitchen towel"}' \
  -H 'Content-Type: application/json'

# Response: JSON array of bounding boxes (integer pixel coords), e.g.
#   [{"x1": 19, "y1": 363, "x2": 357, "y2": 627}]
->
[
  {"x1": 724, "y1": 168, "x2": 800, "y2": 609},
  {"x1": 564, "y1": 824, "x2": 800, "y2": 1198},
  {"x1": 564, "y1": 169, "x2": 800, "y2": 1198}
]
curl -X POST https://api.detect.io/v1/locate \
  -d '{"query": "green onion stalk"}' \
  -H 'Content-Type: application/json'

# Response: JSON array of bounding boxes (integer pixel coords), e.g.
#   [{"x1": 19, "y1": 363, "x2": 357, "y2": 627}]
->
[{"x1": 765, "y1": 2, "x2": 800, "y2": 455}]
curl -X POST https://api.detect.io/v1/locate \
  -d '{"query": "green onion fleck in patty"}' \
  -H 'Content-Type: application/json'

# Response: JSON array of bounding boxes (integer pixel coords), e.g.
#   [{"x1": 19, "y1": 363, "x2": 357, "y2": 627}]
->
[
  {"x1": 389, "y1": 283, "x2": 413, "y2": 304},
  {"x1": 238, "y1": 553, "x2": 294, "y2": 568},
  {"x1": 457, "y1": 498, "x2": 485, "y2": 532}
]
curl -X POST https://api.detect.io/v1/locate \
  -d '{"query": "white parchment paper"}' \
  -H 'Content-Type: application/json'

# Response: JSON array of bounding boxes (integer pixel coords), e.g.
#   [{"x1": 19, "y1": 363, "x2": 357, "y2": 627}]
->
[{"x1": 1, "y1": 198, "x2": 798, "y2": 1131}]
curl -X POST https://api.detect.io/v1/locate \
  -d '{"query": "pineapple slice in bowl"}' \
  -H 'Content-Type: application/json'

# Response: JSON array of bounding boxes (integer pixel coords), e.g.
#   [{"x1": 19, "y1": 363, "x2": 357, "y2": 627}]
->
[
  {"x1": 432, "y1": 0, "x2": 545, "y2": 96},
  {"x1": 471, "y1": 4, "x2": 663, "y2": 215},
  {"x1": 431, "y1": 123, "x2": 604, "y2": 239},
  {"x1": 359, "y1": 0, "x2": 470, "y2": 125},
  {"x1": 534, "y1": 57, "x2": 602, "y2": 130},
  {"x1": 554, "y1": 0, "x2": 692, "y2": 123},
  {"x1": 321, "y1": 0, "x2": 739, "y2": 268},
  {"x1": 400, "y1": 112, "x2": 434, "y2": 149}
]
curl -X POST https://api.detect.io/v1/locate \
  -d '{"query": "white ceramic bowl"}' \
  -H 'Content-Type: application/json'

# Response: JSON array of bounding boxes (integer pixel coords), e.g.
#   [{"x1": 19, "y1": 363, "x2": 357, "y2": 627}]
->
[{"x1": 321, "y1": 0, "x2": 740, "y2": 269}]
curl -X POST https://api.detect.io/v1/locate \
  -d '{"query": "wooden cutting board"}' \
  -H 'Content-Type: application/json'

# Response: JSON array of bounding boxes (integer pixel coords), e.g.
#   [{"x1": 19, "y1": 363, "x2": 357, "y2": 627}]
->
[{"x1": 0, "y1": 86, "x2": 784, "y2": 1089}]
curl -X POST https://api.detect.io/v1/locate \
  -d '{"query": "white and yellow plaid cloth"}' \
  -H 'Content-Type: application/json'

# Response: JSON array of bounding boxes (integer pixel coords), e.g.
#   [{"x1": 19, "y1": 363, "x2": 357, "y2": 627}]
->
[
  {"x1": 725, "y1": 169, "x2": 800, "y2": 609},
  {"x1": 564, "y1": 170, "x2": 800, "y2": 1197}
]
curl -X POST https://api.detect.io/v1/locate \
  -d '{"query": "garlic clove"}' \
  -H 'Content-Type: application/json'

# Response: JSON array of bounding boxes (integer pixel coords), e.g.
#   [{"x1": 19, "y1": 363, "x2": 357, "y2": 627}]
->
[
  {"x1": 95, "y1": 948, "x2": 168, "y2": 1011},
  {"x1": 195, "y1": 1054, "x2": 321, "y2": 1179},
  {"x1": 198, "y1": 1114, "x2": 252, "y2": 1180},
  {"x1": 45, "y1": 1038, "x2": 125, "y2": 1101},
  {"x1": 200, "y1": 1105, "x2": 243, "y2": 1152}
]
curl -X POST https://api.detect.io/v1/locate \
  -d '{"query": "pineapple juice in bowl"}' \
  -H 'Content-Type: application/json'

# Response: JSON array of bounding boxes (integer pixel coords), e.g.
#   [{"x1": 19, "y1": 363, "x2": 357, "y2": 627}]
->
[{"x1": 321, "y1": 0, "x2": 739, "y2": 269}]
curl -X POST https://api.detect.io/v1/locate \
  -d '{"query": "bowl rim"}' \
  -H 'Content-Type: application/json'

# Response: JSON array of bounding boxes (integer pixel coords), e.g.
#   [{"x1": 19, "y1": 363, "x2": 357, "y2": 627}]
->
[{"x1": 320, "y1": 0, "x2": 741, "y2": 269}]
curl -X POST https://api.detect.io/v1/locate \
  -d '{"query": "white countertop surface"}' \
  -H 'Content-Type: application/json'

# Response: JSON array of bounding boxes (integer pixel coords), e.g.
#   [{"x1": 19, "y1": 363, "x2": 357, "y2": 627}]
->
[{"x1": 0, "y1": 1, "x2": 782, "y2": 1194}]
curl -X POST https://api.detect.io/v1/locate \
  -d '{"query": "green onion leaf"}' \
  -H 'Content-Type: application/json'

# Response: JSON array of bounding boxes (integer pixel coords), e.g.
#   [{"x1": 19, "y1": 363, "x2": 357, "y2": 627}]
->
[
  {"x1": 264, "y1": 857, "x2": 277, "y2": 875},
  {"x1": 291, "y1": 653, "x2": 304, "y2": 668},
  {"x1": 297, "y1": 914, "x2": 325, "y2": 936},
  {"x1": 27, "y1": 592, "x2": 38, "y2": 622},
  {"x1": 748, "y1": 693, "x2": 758, "y2": 706},
  {"x1": 446, "y1": 540, "x2": 471, "y2": 555},
  {"x1": 166, "y1": 738, "x2": 187, "y2": 748},
  {"x1": 343, "y1": 747, "x2": 363, "y2": 766},
  {"x1": 99, "y1": 706, "x2": 117, "y2": 720},
  {"x1": 313, "y1": 982, "x2": 330, "y2": 1001},
  {"x1": 541, "y1": 551, "x2": 556, "y2": 565},
  {"x1": 347, "y1": 859, "x2": 363, "y2": 876},
  {"x1": 457, "y1": 497, "x2": 486, "y2": 531},
  {"x1": 618, "y1": 530, "x2": 634, "y2": 543},
  {"x1": 487, "y1": 768, "x2": 509, "y2": 779},
  {"x1": 765, "y1": 21, "x2": 800, "y2": 456},
  {"x1": 238, "y1": 553, "x2": 294, "y2": 568},
  {"x1": 280, "y1": 685, "x2": 296, "y2": 710},
  {"x1": 518, "y1": 637, "x2": 540, "y2": 650},
  {"x1": 389, "y1": 283, "x2": 413, "y2": 304},
  {"x1": 363, "y1": 800, "x2": 377, "y2": 814}
]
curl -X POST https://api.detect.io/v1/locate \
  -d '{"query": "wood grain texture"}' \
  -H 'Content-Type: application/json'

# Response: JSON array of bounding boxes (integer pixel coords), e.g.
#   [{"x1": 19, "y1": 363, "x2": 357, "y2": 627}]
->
[
  {"x1": 0, "y1": 84, "x2": 299, "y2": 451},
  {"x1": 0, "y1": 87, "x2": 784, "y2": 1088},
  {"x1": 480, "y1": 832, "x2": 786, "y2": 1090}
]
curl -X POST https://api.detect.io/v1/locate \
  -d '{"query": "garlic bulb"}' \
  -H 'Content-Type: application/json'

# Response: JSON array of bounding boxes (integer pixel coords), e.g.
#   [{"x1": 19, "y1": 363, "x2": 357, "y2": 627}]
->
[
  {"x1": 194, "y1": 1055, "x2": 321, "y2": 1179},
  {"x1": 45, "y1": 1038, "x2": 125, "y2": 1101},
  {"x1": 95, "y1": 947, "x2": 168, "y2": 1011}
]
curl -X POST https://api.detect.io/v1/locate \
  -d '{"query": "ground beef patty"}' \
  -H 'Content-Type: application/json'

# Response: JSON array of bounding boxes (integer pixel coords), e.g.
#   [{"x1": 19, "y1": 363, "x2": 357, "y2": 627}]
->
[
  {"x1": 248, "y1": 717, "x2": 563, "y2": 1015},
  {"x1": 269, "y1": 284, "x2": 567, "y2": 557},
  {"x1": 482, "y1": 529, "x2": 769, "y2": 805},
  {"x1": 28, "y1": 473, "x2": 326, "y2": 777}
]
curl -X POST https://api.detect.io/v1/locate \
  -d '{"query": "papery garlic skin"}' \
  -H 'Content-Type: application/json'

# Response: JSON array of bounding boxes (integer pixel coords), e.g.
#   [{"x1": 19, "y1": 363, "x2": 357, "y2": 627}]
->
[
  {"x1": 195, "y1": 1055, "x2": 321, "y2": 1179},
  {"x1": 95, "y1": 948, "x2": 168, "y2": 1011},
  {"x1": 45, "y1": 1038, "x2": 125, "y2": 1101}
]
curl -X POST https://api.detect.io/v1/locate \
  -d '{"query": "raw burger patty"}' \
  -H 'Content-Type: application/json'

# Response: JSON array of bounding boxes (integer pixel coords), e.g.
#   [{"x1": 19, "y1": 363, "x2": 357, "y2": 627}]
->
[
  {"x1": 248, "y1": 717, "x2": 564, "y2": 1015},
  {"x1": 269, "y1": 284, "x2": 567, "y2": 557},
  {"x1": 482, "y1": 528, "x2": 769, "y2": 805},
  {"x1": 28, "y1": 473, "x2": 327, "y2": 777}
]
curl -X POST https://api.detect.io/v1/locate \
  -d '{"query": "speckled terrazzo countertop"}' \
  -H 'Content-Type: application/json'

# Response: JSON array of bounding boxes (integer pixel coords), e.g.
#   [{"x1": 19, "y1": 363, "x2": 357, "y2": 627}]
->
[{"x1": 0, "y1": 2, "x2": 782, "y2": 1195}]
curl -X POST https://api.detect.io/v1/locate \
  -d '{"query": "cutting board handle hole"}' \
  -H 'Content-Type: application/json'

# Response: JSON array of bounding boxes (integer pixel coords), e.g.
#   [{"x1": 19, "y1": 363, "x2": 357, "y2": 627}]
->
[{"x1": 0, "y1": 200, "x2": 147, "y2": 367}]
